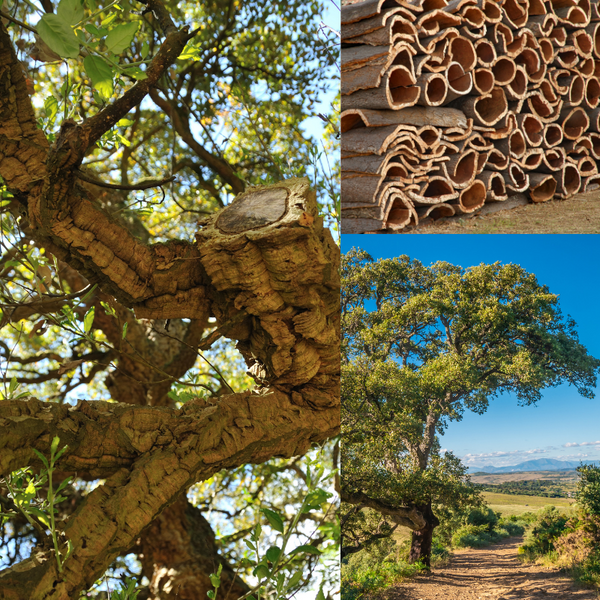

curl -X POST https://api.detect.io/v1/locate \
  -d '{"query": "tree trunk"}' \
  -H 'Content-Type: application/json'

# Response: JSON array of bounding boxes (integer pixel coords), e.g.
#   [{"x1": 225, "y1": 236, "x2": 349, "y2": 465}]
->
[{"x1": 407, "y1": 502, "x2": 440, "y2": 568}]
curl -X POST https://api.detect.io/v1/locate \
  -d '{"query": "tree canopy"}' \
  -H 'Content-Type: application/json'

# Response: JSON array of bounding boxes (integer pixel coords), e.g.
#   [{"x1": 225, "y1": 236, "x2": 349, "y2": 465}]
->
[
  {"x1": 0, "y1": 1, "x2": 340, "y2": 598},
  {"x1": 341, "y1": 248, "x2": 600, "y2": 566}
]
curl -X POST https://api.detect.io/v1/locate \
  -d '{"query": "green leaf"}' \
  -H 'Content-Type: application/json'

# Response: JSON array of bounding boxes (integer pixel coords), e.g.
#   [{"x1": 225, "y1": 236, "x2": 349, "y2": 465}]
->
[
  {"x1": 32, "y1": 449, "x2": 49, "y2": 470},
  {"x1": 122, "y1": 322, "x2": 128, "y2": 339},
  {"x1": 83, "y1": 306, "x2": 95, "y2": 333},
  {"x1": 244, "y1": 539, "x2": 255, "y2": 551},
  {"x1": 252, "y1": 564, "x2": 270, "y2": 580},
  {"x1": 50, "y1": 435, "x2": 60, "y2": 456},
  {"x1": 54, "y1": 444, "x2": 69, "y2": 462},
  {"x1": 44, "y1": 96, "x2": 58, "y2": 121},
  {"x1": 206, "y1": 591, "x2": 215, "y2": 599},
  {"x1": 286, "y1": 570, "x2": 303, "y2": 590},
  {"x1": 122, "y1": 66, "x2": 147, "y2": 80},
  {"x1": 101, "y1": 12, "x2": 117, "y2": 27},
  {"x1": 37, "y1": 14, "x2": 80, "y2": 59},
  {"x1": 178, "y1": 41, "x2": 199, "y2": 61},
  {"x1": 261, "y1": 508, "x2": 284, "y2": 533},
  {"x1": 289, "y1": 544, "x2": 322, "y2": 556},
  {"x1": 57, "y1": 0, "x2": 84, "y2": 25},
  {"x1": 105, "y1": 22, "x2": 139, "y2": 55},
  {"x1": 265, "y1": 546, "x2": 281, "y2": 563},
  {"x1": 209, "y1": 574, "x2": 220, "y2": 588},
  {"x1": 9, "y1": 375, "x2": 18, "y2": 394},
  {"x1": 276, "y1": 572, "x2": 285, "y2": 593},
  {"x1": 117, "y1": 118, "x2": 134, "y2": 127},
  {"x1": 83, "y1": 55, "x2": 113, "y2": 101},
  {"x1": 29, "y1": 507, "x2": 50, "y2": 527},
  {"x1": 86, "y1": 0, "x2": 97, "y2": 10}
]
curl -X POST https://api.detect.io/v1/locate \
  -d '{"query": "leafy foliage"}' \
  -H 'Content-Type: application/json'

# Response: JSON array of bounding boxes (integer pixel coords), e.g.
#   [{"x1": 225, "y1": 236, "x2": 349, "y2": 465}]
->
[
  {"x1": 0, "y1": 0, "x2": 339, "y2": 596},
  {"x1": 341, "y1": 248, "x2": 600, "y2": 564}
]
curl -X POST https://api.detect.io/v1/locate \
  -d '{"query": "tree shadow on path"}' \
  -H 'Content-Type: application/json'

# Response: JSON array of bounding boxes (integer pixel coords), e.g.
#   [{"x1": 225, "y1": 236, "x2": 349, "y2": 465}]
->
[{"x1": 385, "y1": 537, "x2": 599, "y2": 600}]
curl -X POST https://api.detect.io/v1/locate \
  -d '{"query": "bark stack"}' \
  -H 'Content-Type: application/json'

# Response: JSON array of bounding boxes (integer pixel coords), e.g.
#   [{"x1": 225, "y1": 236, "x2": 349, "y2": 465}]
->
[{"x1": 341, "y1": 0, "x2": 600, "y2": 232}]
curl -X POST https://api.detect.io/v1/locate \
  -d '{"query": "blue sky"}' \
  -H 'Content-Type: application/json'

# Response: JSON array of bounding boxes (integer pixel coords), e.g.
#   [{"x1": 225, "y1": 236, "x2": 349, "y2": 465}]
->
[{"x1": 341, "y1": 235, "x2": 600, "y2": 468}]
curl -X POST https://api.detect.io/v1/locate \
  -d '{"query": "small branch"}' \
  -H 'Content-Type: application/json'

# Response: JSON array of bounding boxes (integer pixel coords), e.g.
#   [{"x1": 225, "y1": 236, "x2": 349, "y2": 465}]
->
[
  {"x1": 75, "y1": 170, "x2": 176, "y2": 191},
  {"x1": 0, "y1": 10, "x2": 37, "y2": 34}
]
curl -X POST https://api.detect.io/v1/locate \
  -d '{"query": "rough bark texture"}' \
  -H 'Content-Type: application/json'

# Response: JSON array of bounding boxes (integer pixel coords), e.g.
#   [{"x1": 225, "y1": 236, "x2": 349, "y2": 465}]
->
[
  {"x1": 408, "y1": 502, "x2": 440, "y2": 568},
  {"x1": 137, "y1": 496, "x2": 250, "y2": 600},
  {"x1": 0, "y1": 11, "x2": 340, "y2": 598}
]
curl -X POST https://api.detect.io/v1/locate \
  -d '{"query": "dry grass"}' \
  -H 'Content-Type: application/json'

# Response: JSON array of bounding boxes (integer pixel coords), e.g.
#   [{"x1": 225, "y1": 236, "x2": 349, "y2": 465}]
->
[
  {"x1": 471, "y1": 471, "x2": 580, "y2": 485},
  {"x1": 484, "y1": 492, "x2": 574, "y2": 517},
  {"x1": 403, "y1": 191, "x2": 600, "y2": 234}
]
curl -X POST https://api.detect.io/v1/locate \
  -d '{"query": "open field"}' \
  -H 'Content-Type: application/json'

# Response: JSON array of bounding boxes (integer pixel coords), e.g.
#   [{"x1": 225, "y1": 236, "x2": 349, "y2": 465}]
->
[
  {"x1": 484, "y1": 492, "x2": 574, "y2": 517},
  {"x1": 403, "y1": 190, "x2": 600, "y2": 234},
  {"x1": 471, "y1": 470, "x2": 580, "y2": 485}
]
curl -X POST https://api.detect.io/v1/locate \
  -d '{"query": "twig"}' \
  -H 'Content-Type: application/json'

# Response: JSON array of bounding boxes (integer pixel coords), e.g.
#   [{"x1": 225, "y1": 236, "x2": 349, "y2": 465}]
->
[{"x1": 0, "y1": 10, "x2": 37, "y2": 34}]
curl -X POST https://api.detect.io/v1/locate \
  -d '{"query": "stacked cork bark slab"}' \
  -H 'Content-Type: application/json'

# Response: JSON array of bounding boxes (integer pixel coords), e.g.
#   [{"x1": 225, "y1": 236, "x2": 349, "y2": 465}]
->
[{"x1": 341, "y1": 0, "x2": 600, "y2": 233}]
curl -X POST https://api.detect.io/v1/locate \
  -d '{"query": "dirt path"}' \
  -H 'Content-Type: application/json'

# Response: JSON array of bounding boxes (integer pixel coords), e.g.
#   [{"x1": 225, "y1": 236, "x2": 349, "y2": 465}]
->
[{"x1": 386, "y1": 538, "x2": 599, "y2": 600}]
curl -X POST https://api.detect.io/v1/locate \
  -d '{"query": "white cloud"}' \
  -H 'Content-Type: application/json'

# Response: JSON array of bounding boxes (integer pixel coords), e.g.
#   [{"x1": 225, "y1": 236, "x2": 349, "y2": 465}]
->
[
  {"x1": 563, "y1": 441, "x2": 600, "y2": 448},
  {"x1": 461, "y1": 448, "x2": 547, "y2": 465}
]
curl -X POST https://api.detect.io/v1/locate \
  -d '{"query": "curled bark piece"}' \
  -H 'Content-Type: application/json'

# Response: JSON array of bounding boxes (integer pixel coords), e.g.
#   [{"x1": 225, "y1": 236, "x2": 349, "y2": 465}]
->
[
  {"x1": 555, "y1": 163, "x2": 581, "y2": 197},
  {"x1": 417, "y1": 9, "x2": 463, "y2": 35},
  {"x1": 415, "y1": 72, "x2": 448, "y2": 106},
  {"x1": 341, "y1": 175, "x2": 382, "y2": 208},
  {"x1": 585, "y1": 76, "x2": 600, "y2": 108},
  {"x1": 515, "y1": 148, "x2": 544, "y2": 169},
  {"x1": 342, "y1": 45, "x2": 390, "y2": 72},
  {"x1": 528, "y1": 172, "x2": 557, "y2": 202},
  {"x1": 494, "y1": 129, "x2": 526, "y2": 158},
  {"x1": 452, "y1": 179, "x2": 487, "y2": 212},
  {"x1": 538, "y1": 37, "x2": 555, "y2": 62},
  {"x1": 569, "y1": 30, "x2": 593, "y2": 57},
  {"x1": 416, "y1": 203, "x2": 456, "y2": 220},
  {"x1": 527, "y1": 14, "x2": 558, "y2": 35},
  {"x1": 449, "y1": 36, "x2": 477, "y2": 71},
  {"x1": 502, "y1": 162, "x2": 529, "y2": 192},
  {"x1": 485, "y1": 147, "x2": 510, "y2": 170},
  {"x1": 561, "y1": 106, "x2": 590, "y2": 139},
  {"x1": 537, "y1": 146, "x2": 566, "y2": 172},
  {"x1": 479, "y1": 169, "x2": 508, "y2": 200},
  {"x1": 473, "y1": 67, "x2": 495, "y2": 93},
  {"x1": 384, "y1": 194, "x2": 418, "y2": 230},
  {"x1": 342, "y1": 70, "x2": 421, "y2": 110},
  {"x1": 554, "y1": 5, "x2": 589, "y2": 27},
  {"x1": 584, "y1": 173, "x2": 600, "y2": 191},
  {"x1": 341, "y1": 6, "x2": 402, "y2": 40},
  {"x1": 444, "y1": 62, "x2": 473, "y2": 102},
  {"x1": 576, "y1": 155, "x2": 598, "y2": 176},
  {"x1": 502, "y1": 0, "x2": 529, "y2": 29},
  {"x1": 442, "y1": 148, "x2": 478, "y2": 188},
  {"x1": 407, "y1": 177, "x2": 459, "y2": 204},
  {"x1": 517, "y1": 113, "x2": 543, "y2": 146},
  {"x1": 492, "y1": 56, "x2": 517, "y2": 85},
  {"x1": 341, "y1": 106, "x2": 468, "y2": 130},
  {"x1": 342, "y1": 0, "x2": 400, "y2": 25},
  {"x1": 475, "y1": 38, "x2": 497, "y2": 66},
  {"x1": 455, "y1": 86, "x2": 508, "y2": 126},
  {"x1": 479, "y1": 0, "x2": 503, "y2": 23},
  {"x1": 462, "y1": 5, "x2": 486, "y2": 27}
]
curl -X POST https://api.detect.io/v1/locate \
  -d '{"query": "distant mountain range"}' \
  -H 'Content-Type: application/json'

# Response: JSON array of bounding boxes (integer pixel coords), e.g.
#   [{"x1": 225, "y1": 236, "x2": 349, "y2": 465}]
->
[{"x1": 468, "y1": 458, "x2": 600, "y2": 474}]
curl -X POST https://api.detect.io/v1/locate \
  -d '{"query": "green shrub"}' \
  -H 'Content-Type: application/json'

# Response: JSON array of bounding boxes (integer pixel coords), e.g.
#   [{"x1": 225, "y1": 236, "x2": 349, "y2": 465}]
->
[
  {"x1": 498, "y1": 518, "x2": 526, "y2": 536},
  {"x1": 519, "y1": 506, "x2": 568, "y2": 559},
  {"x1": 341, "y1": 550, "x2": 426, "y2": 600},
  {"x1": 467, "y1": 507, "x2": 499, "y2": 532},
  {"x1": 452, "y1": 523, "x2": 503, "y2": 548}
]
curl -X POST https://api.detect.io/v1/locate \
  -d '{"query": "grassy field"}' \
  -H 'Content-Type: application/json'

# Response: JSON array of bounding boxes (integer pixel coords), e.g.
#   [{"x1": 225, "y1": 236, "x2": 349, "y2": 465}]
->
[
  {"x1": 471, "y1": 470, "x2": 580, "y2": 485},
  {"x1": 404, "y1": 190, "x2": 600, "y2": 234},
  {"x1": 484, "y1": 492, "x2": 574, "y2": 517}
]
